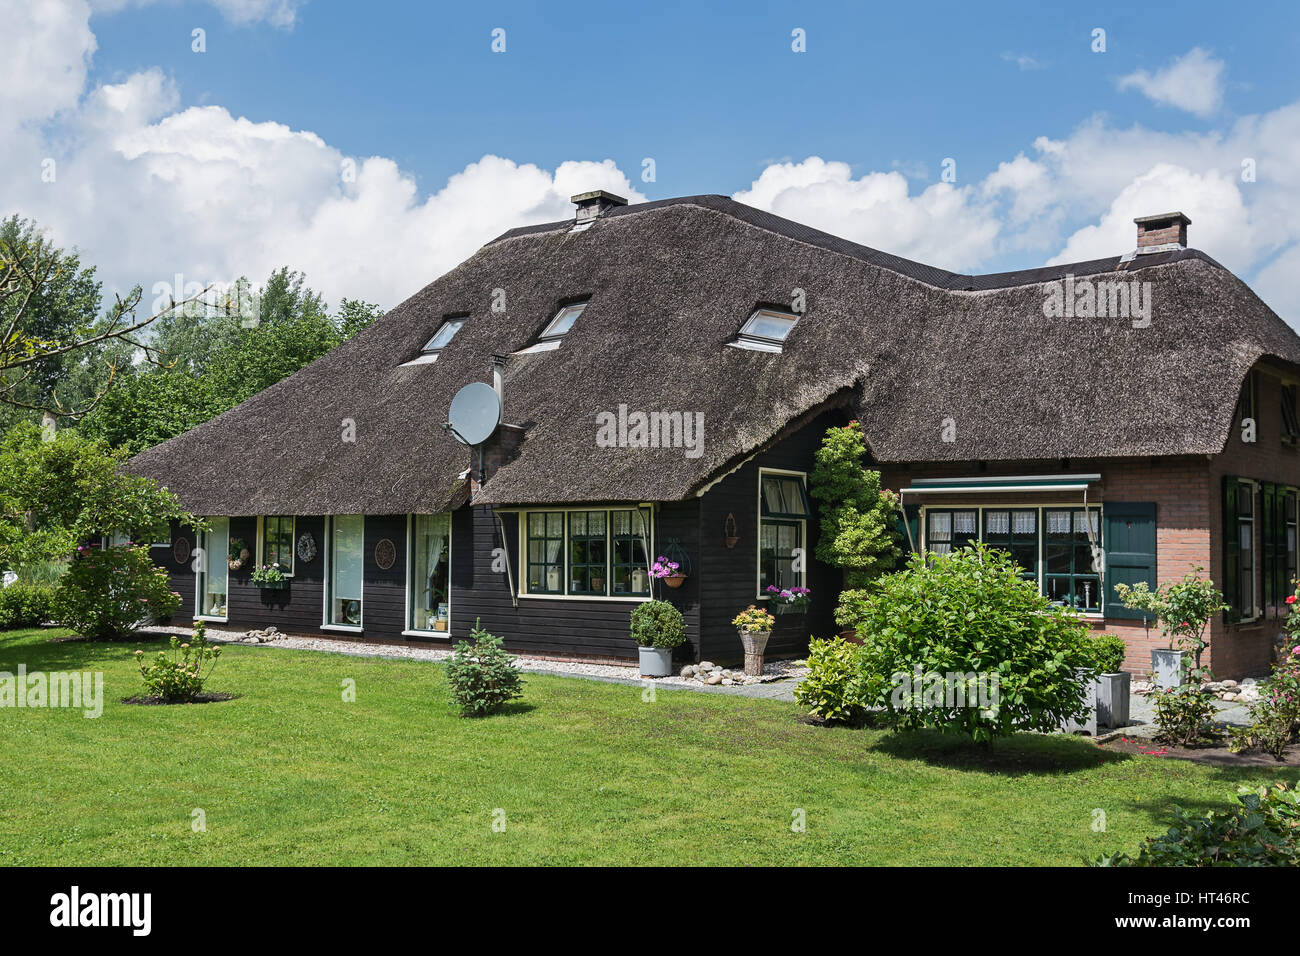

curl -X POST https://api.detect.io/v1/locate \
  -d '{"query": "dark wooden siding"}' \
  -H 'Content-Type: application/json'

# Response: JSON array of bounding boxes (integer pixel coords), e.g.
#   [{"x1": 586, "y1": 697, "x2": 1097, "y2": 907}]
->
[
  {"x1": 697, "y1": 410, "x2": 843, "y2": 663},
  {"x1": 450, "y1": 503, "x2": 701, "y2": 662}
]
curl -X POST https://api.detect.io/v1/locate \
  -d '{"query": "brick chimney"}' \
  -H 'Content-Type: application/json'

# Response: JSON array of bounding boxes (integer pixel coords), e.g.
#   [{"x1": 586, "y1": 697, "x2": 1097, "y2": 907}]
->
[
  {"x1": 571, "y1": 189, "x2": 627, "y2": 224},
  {"x1": 1134, "y1": 212, "x2": 1191, "y2": 253}
]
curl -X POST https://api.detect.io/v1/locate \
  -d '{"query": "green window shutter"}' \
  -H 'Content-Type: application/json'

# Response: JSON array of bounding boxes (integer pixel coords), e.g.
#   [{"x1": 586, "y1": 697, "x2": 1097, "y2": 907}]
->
[
  {"x1": 1223, "y1": 477, "x2": 1241, "y2": 622},
  {"x1": 1104, "y1": 503, "x2": 1157, "y2": 620}
]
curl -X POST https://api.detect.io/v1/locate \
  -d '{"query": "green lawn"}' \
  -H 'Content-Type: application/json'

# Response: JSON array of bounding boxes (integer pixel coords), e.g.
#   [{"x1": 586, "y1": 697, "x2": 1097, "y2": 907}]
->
[{"x1": 0, "y1": 628, "x2": 1294, "y2": 866}]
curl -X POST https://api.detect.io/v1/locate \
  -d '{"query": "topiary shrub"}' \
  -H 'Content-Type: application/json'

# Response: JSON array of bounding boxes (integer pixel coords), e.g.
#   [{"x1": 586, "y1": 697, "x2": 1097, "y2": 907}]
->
[
  {"x1": 793, "y1": 636, "x2": 873, "y2": 724},
  {"x1": 1095, "y1": 783, "x2": 1300, "y2": 866},
  {"x1": 853, "y1": 544, "x2": 1096, "y2": 744},
  {"x1": 445, "y1": 619, "x2": 524, "y2": 717},
  {"x1": 52, "y1": 545, "x2": 181, "y2": 640},
  {"x1": 0, "y1": 581, "x2": 56, "y2": 630},
  {"x1": 629, "y1": 599, "x2": 686, "y2": 649},
  {"x1": 1083, "y1": 634, "x2": 1127, "y2": 674}
]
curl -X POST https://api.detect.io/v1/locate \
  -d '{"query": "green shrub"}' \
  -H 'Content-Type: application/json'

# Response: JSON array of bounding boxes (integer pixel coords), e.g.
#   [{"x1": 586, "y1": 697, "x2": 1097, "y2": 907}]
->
[
  {"x1": 1228, "y1": 644, "x2": 1300, "y2": 759},
  {"x1": 629, "y1": 600, "x2": 686, "y2": 649},
  {"x1": 1082, "y1": 634, "x2": 1127, "y2": 674},
  {"x1": 445, "y1": 619, "x2": 524, "y2": 717},
  {"x1": 1096, "y1": 783, "x2": 1300, "y2": 866},
  {"x1": 1148, "y1": 683, "x2": 1219, "y2": 746},
  {"x1": 52, "y1": 545, "x2": 181, "y2": 640},
  {"x1": 135, "y1": 625, "x2": 222, "y2": 703},
  {"x1": 0, "y1": 581, "x2": 56, "y2": 630},
  {"x1": 793, "y1": 636, "x2": 872, "y2": 724},
  {"x1": 853, "y1": 545, "x2": 1096, "y2": 744},
  {"x1": 832, "y1": 587, "x2": 873, "y2": 632}
]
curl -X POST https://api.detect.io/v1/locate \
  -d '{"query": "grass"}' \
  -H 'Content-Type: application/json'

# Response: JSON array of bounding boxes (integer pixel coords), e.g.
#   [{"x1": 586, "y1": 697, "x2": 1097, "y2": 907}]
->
[{"x1": 1, "y1": 627, "x2": 1296, "y2": 866}]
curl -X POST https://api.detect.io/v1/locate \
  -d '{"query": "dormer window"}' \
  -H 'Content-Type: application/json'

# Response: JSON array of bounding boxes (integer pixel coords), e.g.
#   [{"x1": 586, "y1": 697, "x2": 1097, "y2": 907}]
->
[
  {"x1": 516, "y1": 301, "x2": 587, "y2": 355},
  {"x1": 401, "y1": 317, "x2": 465, "y2": 367},
  {"x1": 731, "y1": 308, "x2": 799, "y2": 353}
]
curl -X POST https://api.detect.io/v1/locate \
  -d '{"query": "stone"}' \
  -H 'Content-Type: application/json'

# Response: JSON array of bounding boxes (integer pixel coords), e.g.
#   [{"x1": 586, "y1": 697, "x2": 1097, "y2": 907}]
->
[
  {"x1": 680, "y1": 665, "x2": 696, "y2": 678},
  {"x1": 1241, "y1": 677, "x2": 1258, "y2": 685},
  {"x1": 266, "y1": 626, "x2": 278, "y2": 634},
  {"x1": 722, "y1": 678, "x2": 734, "y2": 686},
  {"x1": 1222, "y1": 692, "x2": 1239, "y2": 701},
  {"x1": 706, "y1": 674, "x2": 722, "y2": 685},
  {"x1": 1221, "y1": 679, "x2": 1239, "y2": 688},
  {"x1": 699, "y1": 661, "x2": 714, "y2": 672}
]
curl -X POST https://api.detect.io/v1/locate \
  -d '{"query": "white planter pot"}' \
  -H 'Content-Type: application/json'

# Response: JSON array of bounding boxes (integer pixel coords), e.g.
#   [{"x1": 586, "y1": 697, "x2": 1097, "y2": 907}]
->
[
  {"x1": 1062, "y1": 668, "x2": 1098, "y2": 735},
  {"x1": 638, "y1": 645, "x2": 673, "y2": 677},
  {"x1": 1151, "y1": 649, "x2": 1184, "y2": 690},
  {"x1": 1095, "y1": 672, "x2": 1131, "y2": 729},
  {"x1": 739, "y1": 629, "x2": 771, "y2": 677}
]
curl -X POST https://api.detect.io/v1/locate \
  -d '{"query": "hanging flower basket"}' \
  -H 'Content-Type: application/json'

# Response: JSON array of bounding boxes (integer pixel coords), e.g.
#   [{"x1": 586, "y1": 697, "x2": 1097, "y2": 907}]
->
[
  {"x1": 765, "y1": 585, "x2": 811, "y2": 615},
  {"x1": 771, "y1": 603, "x2": 805, "y2": 615},
  {"x1": 664, "y1": 572, "x2": 688, "y2": 588}
]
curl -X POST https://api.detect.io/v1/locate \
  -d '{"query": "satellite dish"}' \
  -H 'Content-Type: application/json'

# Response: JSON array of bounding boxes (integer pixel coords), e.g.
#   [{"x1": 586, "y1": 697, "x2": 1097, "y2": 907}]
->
[{"x1": 446, "y1": 382, "x2": 502, "y2": 446}]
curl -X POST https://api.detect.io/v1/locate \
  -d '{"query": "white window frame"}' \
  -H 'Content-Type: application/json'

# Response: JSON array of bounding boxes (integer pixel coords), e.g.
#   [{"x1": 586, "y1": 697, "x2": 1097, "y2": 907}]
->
[
  {"x1": 404, "y1": 513, "x2": 452, "y2": 637},
  {"x1": 918, "y1": 502, "x2": 1106, "y2": 619},
  {"x1": 1236, "y1": 479, "x2": 1260, "y2": 624},
  {"x1": 514, "y1": 505, "x2": 655, "y2": 602},
  {"x1": 256, "y1": 515, "x2": 296, "y2": 577},
  {"x1": 321, "y1": 515, "x2": 365, "y2": 633},
  {"x1": 514, "y1": 302, "x2": 588, "y2": 355},
  {"x1": 756, "y1": 468, "x2": 809, "y2": 600},
  {"x1": 731, "y1": 308, "x2": 800, "y2": 353},
  {"x1": 195, "y1": 517, "x2": 230, "y2": 623}
]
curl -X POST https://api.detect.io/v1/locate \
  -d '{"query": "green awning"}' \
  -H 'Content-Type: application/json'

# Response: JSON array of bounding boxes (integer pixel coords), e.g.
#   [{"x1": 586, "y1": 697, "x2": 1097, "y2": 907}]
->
[{"x1": 901, "y1": 474, "x2": 1101, "y2": 494}]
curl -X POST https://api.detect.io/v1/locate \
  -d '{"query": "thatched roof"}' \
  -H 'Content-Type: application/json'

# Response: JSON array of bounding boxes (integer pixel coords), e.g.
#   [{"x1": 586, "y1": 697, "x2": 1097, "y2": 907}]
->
[{"x1": 127, "y1": 195, "x2": 1300, "y2": 515}]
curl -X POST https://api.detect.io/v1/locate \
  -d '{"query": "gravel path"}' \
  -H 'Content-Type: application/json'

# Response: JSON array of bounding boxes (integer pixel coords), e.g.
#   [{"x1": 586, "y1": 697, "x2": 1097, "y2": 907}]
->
[{"x1": 149, "y1": 624, "x2": 808, "y2": 701}]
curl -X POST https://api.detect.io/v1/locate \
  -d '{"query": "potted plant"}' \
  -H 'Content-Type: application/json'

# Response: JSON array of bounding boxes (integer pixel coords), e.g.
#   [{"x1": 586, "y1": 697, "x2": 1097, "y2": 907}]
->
[
  {"x1": 1089, "y1": 634, "x2": 1130, "y2": 730},
  {"x1": 1115, "y1": 570, "x2": 1227, "y2": 690},
  {"x1": 250, "y1": 563, "x2": 289, "y2": 590},
  {"x1": 630, "y1": 600, "x2": 686, "y2": 677},
  {"x1": 733, "y1": 605, "x2": 775, "y2": 677},
  {"x1": 765, "y1": 584, "x2": 811, "y2": 615},
  {"x1": 651, "y1": 555, "x2": 686, "y2": 589}
]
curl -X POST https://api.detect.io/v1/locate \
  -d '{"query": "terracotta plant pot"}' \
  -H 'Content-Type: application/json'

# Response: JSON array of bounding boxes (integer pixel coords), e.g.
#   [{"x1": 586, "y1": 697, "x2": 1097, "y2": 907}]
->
[
  {"x1": 839, "y1": 628, "x2": 863, "y2": 645},
  {"x1": 664, "y1": 573, "x2": 687, "y2": 589},
  {"x1": 739, "y1": 629, "x2": 771, "y2": 676}
]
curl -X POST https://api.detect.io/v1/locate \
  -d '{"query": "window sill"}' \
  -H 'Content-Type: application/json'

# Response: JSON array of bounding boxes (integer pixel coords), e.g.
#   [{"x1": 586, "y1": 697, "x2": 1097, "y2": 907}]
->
[
  {"x1": 520, "y1": 594, "x2": 652, "y2": 602},
  {"x1": 195, "y1": 615, "x2": 228, "y2": 623},
  {"x1": 402, "y1": 629, "x2": 451, "y2": 639},
  {"x1": 321, "y1": 623, "x2": 363, "y2": 634}
]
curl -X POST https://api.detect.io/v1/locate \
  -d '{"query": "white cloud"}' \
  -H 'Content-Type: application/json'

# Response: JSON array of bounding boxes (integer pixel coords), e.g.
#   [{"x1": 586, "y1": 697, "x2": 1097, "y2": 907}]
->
[
  {"x1": 1001, "y1": 52, "x2": 1043, "y2": 72},
  {"x1": 87, "y1": 0, "x2": 304, "y2": 28},
  {"x1": 0, "y1": 0, "x2": 96, "y2": 130},
  {"x1": 1118, "y1": 47, "x2": 1225, "y2": 117},
  {"x1": 733, "y1": 158, "x2": 1001, "y2": 272}
]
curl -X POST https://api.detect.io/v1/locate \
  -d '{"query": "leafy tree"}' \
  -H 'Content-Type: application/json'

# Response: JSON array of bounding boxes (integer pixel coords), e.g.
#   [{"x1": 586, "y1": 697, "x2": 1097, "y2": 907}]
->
[
  {"x1": 0, "y1": 215, "x2": 207, "y2": 425},
  {"x1": 0, "y1": 421, "x2": 199, "y2": 571}
]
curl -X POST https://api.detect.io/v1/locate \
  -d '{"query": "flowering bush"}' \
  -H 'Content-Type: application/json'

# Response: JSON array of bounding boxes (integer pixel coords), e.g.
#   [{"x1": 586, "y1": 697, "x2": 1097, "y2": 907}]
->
[
  {"x1": 1147, "y1": 683, "x2": 1219, "y2": 746},
  {"x1": 250, "y1": 563, "x2": 288, "y2": 586},
  {"x1": 0, "y1": 581, "x2": 56, "y2": 630},
  {"x1": 649, "y1": 556, "x2": 682, "y2": 579},
  {"x1": 732, "y1": 605, "x2": 774, "y2": 632},
  {"x1": 765, "y1": 585, "x2": 811, "y2": 608},
  {"x1": 135, "y1": 623, "x2": 222, "y2": 703},
  {"x1": 1229, "y1": 638, "x2": 1300, "y2": 759},
  {"x1": 1114, "y1": 570, "x2": 1227, "y2": 672},
  {"x1": 52, "y1": 545, "x2": 181, "y2": 640}
]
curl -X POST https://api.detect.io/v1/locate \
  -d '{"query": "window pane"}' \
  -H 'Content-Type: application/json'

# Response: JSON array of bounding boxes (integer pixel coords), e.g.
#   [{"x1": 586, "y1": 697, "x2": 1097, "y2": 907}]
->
[
  {"x1": 331, "y1": 515, "x2": 364, "y2": 626},
  {"x1": 201, "y1": 518, "x2": 229, "y2": 617},
  {"x1": 742, "y1": 311, "x2": 797, "y2": 341},
  {"x1": 423, "y1": 318, "x2": 464, "y2": 352},
  {"x1": 929, "y1": 512, "x2": 952, "y2": 541},
  {"x1": 986, "y1": 510, "x2": 1009, "y2": 535},
  {"x1": 410, "y1": 514, "x2": 450, "y2": 631},
  {"x1": 542, "y1": 303, "x2": 585, "y2": 338}
]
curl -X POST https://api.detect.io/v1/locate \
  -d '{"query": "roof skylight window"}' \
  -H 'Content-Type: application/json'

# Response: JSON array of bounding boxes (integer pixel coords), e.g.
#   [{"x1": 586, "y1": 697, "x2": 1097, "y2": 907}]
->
[
  {"x1": 731, "y1": 308, "x2": 799, "y2": 353},
  {"x1": 399, "y1": 317, "x2": 465, "y2": 367},
  {"x1": 515, "y1": 301, "x2": 587, "y2": 354}
]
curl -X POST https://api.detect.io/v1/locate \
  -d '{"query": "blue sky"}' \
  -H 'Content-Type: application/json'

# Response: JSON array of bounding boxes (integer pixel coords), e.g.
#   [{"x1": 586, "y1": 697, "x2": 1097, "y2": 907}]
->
[{"x1": 6, "y1": 0, "x2": 1300, "y2": 319}]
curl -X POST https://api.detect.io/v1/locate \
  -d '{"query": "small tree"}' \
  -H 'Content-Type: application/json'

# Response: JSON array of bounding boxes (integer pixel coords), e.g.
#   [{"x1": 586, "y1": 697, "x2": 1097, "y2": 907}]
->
[
  {"x1": 853, "y1": 545, "x2": 1096, "y2": 745},
  {"x1": 1114, "y1": 569, "x2": 1227, "y2": 674},
  {"x1": 445, "y1": 619, "x2": 524, "y2": 717},
  {"x1": 52, "y1": 545, "x2": 181, "y2": 639},
  {"x1": 809, "y1": 422, "x2": 900, "y2": 589}
]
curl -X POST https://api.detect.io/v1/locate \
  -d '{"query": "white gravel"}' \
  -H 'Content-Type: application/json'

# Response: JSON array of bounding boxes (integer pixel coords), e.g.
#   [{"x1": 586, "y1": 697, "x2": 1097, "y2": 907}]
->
[{"x1": 147, "y1": 624, "x2": 807, "y2": 687}]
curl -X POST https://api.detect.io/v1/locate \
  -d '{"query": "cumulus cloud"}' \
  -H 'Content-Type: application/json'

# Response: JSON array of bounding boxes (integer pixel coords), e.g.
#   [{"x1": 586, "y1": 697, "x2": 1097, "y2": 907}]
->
[
  {"x1": 1118, "y1": 47, "x2": 1225, "y2": 117},
  {"x1": 88, "y1": 0, "x2": 305, "y2": 28}
]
